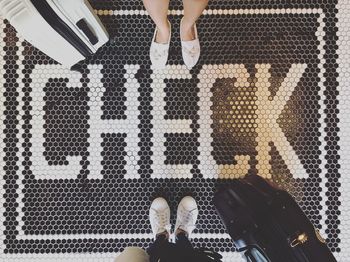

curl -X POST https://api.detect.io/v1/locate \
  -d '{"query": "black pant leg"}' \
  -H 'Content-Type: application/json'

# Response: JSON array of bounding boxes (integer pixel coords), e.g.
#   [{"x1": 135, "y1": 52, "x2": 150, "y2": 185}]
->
[
  {"x1": 175, "y1": 232, "x2": 193, "y2": 250},
  {"x1": 147, "y1": 234, "x2": 169, "y2": 262}
]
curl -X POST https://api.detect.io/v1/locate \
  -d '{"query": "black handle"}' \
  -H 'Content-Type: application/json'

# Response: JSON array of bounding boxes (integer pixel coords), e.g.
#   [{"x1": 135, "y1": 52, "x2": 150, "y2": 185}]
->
[{"x1": 76, "y1": 19, "x2": 98, "y2": 45}]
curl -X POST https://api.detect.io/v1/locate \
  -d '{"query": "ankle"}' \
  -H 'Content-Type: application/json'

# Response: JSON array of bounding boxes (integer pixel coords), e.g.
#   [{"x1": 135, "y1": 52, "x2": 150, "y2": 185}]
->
[
  {"x1": 155, "y1": 22, "x2": 171, "y2": 44},
  {"x1": 180, "y1": 18, "x2": 194, "y2": 32},
  {"x1": 156, "y1": 230, "x2": 170, "y2": 239},
  {"x1": 175, "y1": 228, "x2": 188, "y2": 237},
  {"x1": 157, "y1": 21, "x2": 170, "y2": 35}
]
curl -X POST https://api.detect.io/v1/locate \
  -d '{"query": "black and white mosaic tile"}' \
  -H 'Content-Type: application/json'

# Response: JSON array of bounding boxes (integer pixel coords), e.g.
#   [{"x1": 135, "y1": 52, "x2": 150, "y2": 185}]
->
[{"x1": 1, "y1": 0, "x2": 349, "y2": 261}]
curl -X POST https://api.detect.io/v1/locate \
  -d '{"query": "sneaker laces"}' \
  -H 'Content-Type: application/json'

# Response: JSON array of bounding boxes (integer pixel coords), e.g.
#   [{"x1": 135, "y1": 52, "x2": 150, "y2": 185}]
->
[
  {"x1": 177, "y1": 209, "x2": 196, "y2": 233},
  {"x1": 153, "y1": 210, "x2": 171, "y2": 234}
]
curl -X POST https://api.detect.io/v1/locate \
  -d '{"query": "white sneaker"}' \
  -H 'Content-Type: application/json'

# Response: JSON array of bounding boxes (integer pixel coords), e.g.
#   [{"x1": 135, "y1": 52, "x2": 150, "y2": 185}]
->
[
  {"x1": 180, "y1": 19, "x2": 200, "y2": 69},
  {"x1": 174, "y1": 196, "x2": 198, "y2": 238},
  {"x1": 150, "y1": 21, "x2": 171, "y2": 70},
  {"x1": 149, "y1": 197, "x2": 171, "y2": 239}
]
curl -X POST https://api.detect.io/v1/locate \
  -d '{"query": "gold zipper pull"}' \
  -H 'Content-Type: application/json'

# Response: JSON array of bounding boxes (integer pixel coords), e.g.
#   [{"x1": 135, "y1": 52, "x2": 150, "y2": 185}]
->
[{"x1": 290, "y1": 232, "x2": 308, "y2": 247}]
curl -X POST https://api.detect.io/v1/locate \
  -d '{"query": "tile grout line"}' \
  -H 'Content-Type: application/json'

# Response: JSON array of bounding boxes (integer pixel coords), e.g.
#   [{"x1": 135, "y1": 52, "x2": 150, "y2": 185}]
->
[
  {"x1": 16, "y1": 232, "x2": 231, "y2": 240},
  {"x1": 13, "y1": 35, "x2": 27, "y2": 238},
  {"x1": 315, "y1": 12, "x2": 329, "y2": 239},
  {"x1": 95, "y1": 8, "x2": 323, "y2": 16},
  {"x1": 0, "y1": 18, "x2": 6, "y2": 255}
]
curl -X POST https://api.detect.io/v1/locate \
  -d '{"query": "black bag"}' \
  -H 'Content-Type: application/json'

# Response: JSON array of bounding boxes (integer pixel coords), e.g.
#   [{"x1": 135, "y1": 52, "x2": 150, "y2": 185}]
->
[
  {"x1": 213, "y1": 175, "x2": 337, "y2": 262},
  {"x1": 0, "y1": 0, "x2": 109, "y2": 68}
]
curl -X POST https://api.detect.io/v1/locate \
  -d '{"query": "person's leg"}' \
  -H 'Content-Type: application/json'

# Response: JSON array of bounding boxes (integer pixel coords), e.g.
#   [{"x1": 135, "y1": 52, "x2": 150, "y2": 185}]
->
[
  {"x1": 180, "y1": 0, "x2": 209, "y2": 41},
  {"x1": 175, "y1": 230, "x2": 193, "y2": 250},
  {"x1": 147, "y1": 232, "x2": 170, "y2": 262},
  {"x1": 148, "y1": 197, "x2": 171, "y2": 261},
  {"x1": 142, "y1": 0, "x2": 171, "y2": 43},
  {"x1": 174, "y1": 196, "x2": 198, "y2": 247}
]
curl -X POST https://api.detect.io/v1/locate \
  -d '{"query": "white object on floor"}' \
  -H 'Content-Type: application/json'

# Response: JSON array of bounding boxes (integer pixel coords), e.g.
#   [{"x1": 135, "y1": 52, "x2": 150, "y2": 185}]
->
[
  {"x1": 149, "y1": 197, "x2": 171, "y2": 238},
  {"x1": 181, "y1": 20, "x2": 200, "y2": 69},
  {"x1": 115, "y1": 247, "x2": 149, "y2": 262},
  {"x1": 174, "y1": 196, "x2": 198, "y2": 238},
  {"x1": 0, "y1": 0, "x2": 109, "y2": 67},
  {"x1": 150, "y1": 21, "x2": 171, "y2": 70}
]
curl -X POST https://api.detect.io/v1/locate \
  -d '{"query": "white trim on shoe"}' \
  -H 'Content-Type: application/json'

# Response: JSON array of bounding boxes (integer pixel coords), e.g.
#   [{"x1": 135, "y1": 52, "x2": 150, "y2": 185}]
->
[
  {"x1": 150, "y1": 20, "x2": 171, "y2": 70},
  {"x1": 180, "y1": 18, "x2": 200, "y2": 69}
]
